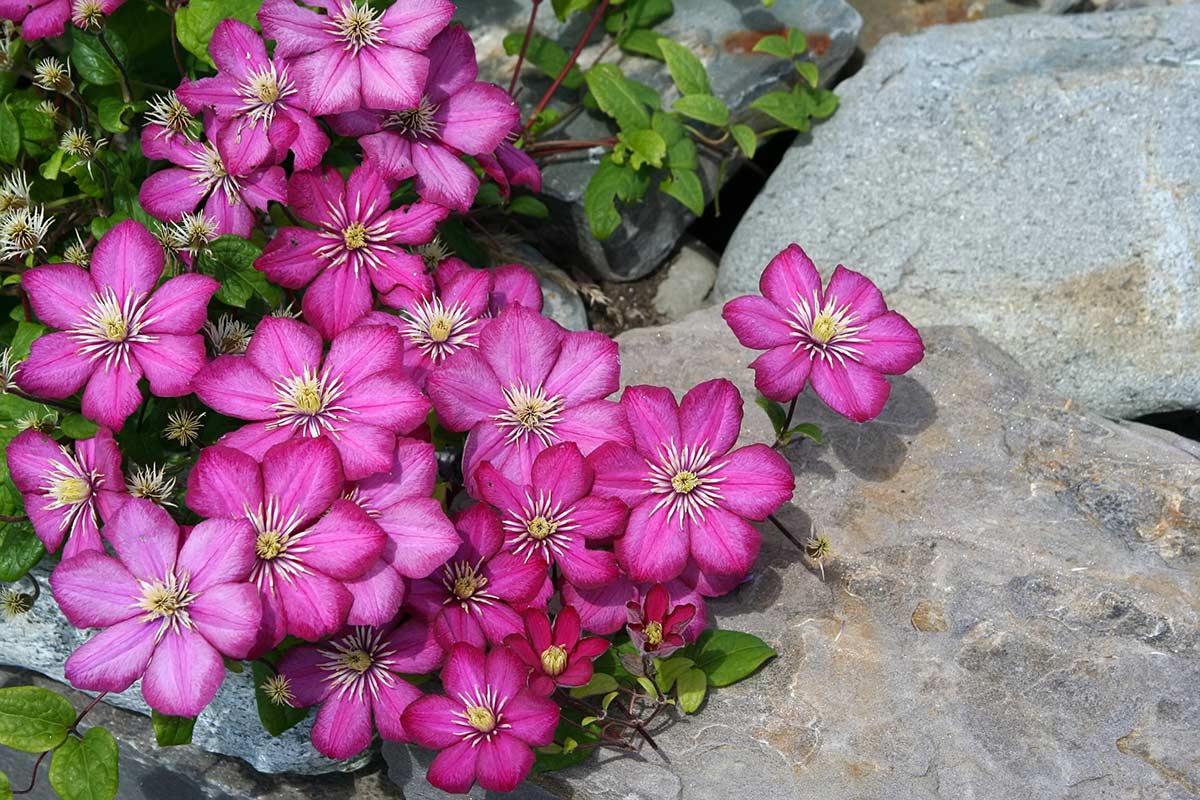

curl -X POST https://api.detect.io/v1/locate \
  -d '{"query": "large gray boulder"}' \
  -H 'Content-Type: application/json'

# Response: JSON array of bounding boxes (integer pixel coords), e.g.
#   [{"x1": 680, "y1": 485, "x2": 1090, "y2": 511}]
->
[
  {"x1": 457, "y1": 0, "x2": 863, "y2": 282},
  {"x1": 716, "y1": 5, "x2": 1200, "y2": 419},
  {"x1": 384, "y1": 308, "x2": 1200, "y2": 799}
]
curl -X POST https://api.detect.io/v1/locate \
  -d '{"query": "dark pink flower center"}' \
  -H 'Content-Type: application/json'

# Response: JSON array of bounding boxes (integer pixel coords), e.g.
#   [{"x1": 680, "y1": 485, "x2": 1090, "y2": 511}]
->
[
  {"x1": 39, "y1": 449, "x2": 100, "y2": 533},
  {"x1": 237, "y1": 62, "x2": 296, "y2": 127},
  {"x1": 317, "y1": 626, "x2": 398, "y2": 700},
  {"x1": 453, "y1": 686, "x2": 509, "y2": 743},
  {"x1": 644, "y1": 439, "x2": 727, "y2": 527},
  {"x1": 501, "y1": 488, "x2": 577, "y2": 563},
  {"x1": 328, "y1": 0, "x2": 385, "y2": 53},
  {"x1": 68, "y1": 287, "x2": 157, "y2": 370},
  {"x1": 403, "y1": 296, "x2": 479, "y2": 363},
  {"x1": 786, "y1": 291, "x2": 867, "y2": 364}
]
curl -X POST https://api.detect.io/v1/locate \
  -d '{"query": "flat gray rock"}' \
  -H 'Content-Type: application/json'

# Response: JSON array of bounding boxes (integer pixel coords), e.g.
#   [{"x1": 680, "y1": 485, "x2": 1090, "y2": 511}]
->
[
  {"x1": 386, "y1": 308, "x2": 1200, "y2": 798},
  {"x1": 458, "y1": 0, "x2": 863, "y2": 281},
  {"x1": 716, "y1": 5, "x2": 1200, "y2": 418}
]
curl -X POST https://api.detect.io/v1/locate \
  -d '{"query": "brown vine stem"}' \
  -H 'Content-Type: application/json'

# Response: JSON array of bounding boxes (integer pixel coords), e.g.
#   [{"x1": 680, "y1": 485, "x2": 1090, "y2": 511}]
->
[
  {"x1": 168, "y1": 1, "x2": 186, "y2": 79},
  {"x1": 523, "y1": 0, "x2": 611, "y2": 136},
  {"x1": 767, "y1": 513, "x2": 807, "y2": 553},
  {"x1": 508, "y1": 0, "x2": 542, "y2": 95},
  {"x1": 96, "y1": 31, "x2": 132, "y2": 104}
]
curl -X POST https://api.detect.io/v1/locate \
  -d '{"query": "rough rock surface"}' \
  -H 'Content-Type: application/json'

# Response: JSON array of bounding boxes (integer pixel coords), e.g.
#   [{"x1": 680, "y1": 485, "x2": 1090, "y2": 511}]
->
[
  {"x1": 381, "y1": 308, "x2": 1200, "y2": 799},
  {"x1": 457, "y1": 0, "x2": 863, "y2": 281},
  {"x1": 716, "y1": 5, "x2": 1200, "y2": 418},
  {"x1": 653, "y1": 238, "x2": 718, "y2": 321},
  {"x1": 0, "y1": 575, "x2": 365, "y2": 776}
]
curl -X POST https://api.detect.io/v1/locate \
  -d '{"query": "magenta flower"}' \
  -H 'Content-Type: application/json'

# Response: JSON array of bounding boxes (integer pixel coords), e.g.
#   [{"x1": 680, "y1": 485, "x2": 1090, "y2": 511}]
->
[
  {"x1": 341, "y1": 437, "x2": 460, "y2": 626},
  {"x1": 175, "y1": 19, "x2": 330, "y2": 172},
  {"x1": 432, "y1": 257, "x2": 544, "y2": 317},
  {"x1": 477, "y1": 442, "x2": 626, "y2": 589},
  {"x1": 140, "y1": 116, "x2": 287, "y2": 237},
  {"x1": 70, "y1": 0, "x2": 123, "y2": 29},
  {"x1": 4, "y1": 429, "x2": 124, "y2": 557},
  {"x1": 402, "y1": 643, "x2": 559, "y2": 794},
  {"x1": 50, "y1": 498, "x2": 262, "y2": 716},
  {"x1": 722, "y1": 244, "x2": 925, "y2": 422},
  {"x1": 258, "y1": 0, "x2": 454, "y2": 116},
  {"x1": 426, "y1": 304, "x2": 631, "y2": 497},
  {"x1": 589, "y1": 379, "x2": 795, "y2": 583},
  {"x1": 405, "y1": 504, "x2": 546, "y2": 650},
  {"x1": 16, "y1": 220, "x2": 218, "y2": 431},
  {"x1": 503, "y1": 606, "x2": 609, "y2": 696},
  {"x1": 626, "y1": 583, "x2": 696, "y2": 658},
  {"x1": 330, "y1": 25, "x2": 519, "y2": 212},
  {"x1": 254, "y1": 165, "x2": 447, "y2": 339},
  {"x1": 185, "y1": 437, "x2": 385, "y2": 656},
  {"x1": 192, "y1": 317, "x2": 429, "y2": 480},
  {"x1": 0, "y1": 0, "x2": 65, "y2": 39},
  {"x1": 561, "y1": 565, "x2": 719, "y2": 643},
  {"x1": 276, "y1": 618, "x2": 444, "y2": 759},
  {"x1": 477, "y1": 128, "x2": 542, "y2": 201}
]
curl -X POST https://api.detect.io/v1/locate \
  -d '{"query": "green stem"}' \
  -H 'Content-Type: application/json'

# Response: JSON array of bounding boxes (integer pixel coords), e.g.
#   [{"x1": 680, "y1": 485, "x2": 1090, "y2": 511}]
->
[{"x1": 96, "y1": 31, "x2": 132, "y2": 104}]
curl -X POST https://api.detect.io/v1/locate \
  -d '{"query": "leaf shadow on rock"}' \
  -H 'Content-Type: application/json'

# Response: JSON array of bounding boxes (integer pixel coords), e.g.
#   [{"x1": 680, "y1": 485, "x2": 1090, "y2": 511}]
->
[{"x1": 782, "y1": 374, "x2": 938, "y2": 483}]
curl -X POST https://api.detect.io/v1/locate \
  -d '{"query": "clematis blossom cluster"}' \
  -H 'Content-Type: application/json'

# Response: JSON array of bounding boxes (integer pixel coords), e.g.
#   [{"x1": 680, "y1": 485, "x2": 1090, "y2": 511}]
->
[{"x1": 1, "y1": 0, "x2": 927, "y2": 789}]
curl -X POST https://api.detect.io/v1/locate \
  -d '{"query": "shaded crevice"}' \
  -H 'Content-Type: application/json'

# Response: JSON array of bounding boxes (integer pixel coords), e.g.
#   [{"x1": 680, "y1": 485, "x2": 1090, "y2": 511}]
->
[{"x1": 1130, "y1": 410, "x2": 1200, "y2": 443}]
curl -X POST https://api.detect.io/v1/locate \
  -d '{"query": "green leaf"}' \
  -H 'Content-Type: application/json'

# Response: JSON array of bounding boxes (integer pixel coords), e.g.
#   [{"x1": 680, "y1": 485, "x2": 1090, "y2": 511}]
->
[
  {"x1": 151, "y1": 711, "x2": 194, "y2": 747},
  {"x1": 635, "y1": 676, "x2": 658, "y2": 698},
  {"x1": 0, "y1": 686, "x2": 75, "y2": 753},
  {"x1": 782, "y1": 422, "x2": 823, "y2": 445},
  {"x1": 197, "y1": 236, "x2": 280, "y2": 308},
  {"x1": 618, "y1": 128, "x2": 666, "y2": 170},
  {"x1": 48, "y1": 727, "x2": 119, "y2": 800},
  {"x1": 617, "y1": 28, "x2": 664, "y2": 59},
  {"x1": 583, "y1": 155, "x2": 650, "y2": 240},
  {"x1": 625, "y1": 78, "x2": 663, "y2": 112},
  {"x1": 601, "y1": 690, "x2": 619, "y2": 711},
  {"x1": 584, "y1": 64, "x2": 651, "y2": 131},
  {"x1": 507, "y1": 195, "x2": 549, "y2": 219},
  {"x1": 810, "y1": 88, "x2": 839, "y2": 119},
  {"x1": 690, "y1": 630, "x2": 776, "y2": 687},
  {"x1": 661, "y1": 169, "x2": 704, "y2": 215},
  {"x1": 672, "y1": 94, "x2": 729, "y2": 127},
  {"x1": 60, "y1": 414, "x2": 99, "y2": 440},
  {"x1": 97, "y1": 98, "x2": 136, "y2": 134},
  {"x1": 251, "y1": 662, "x2": 309, "y2": 737},
  {"x1": 40, "y1": 149, "x2": 65, "y2": 181},
  {"x1": 502, "y1": 32, "x2": 584, "y2": 91},
  {"x1": 676, "y1": 667, "x2": 707, "y2": 713},
  {"x1": 751, "y1": 91, "x2": 811, "y2": 132},
  {"x1": 0, "y1": 518, "x2": 45, "y2": 583},
  {"x1": 795, "y1": 60, "x2": 819, "y2": 88},
  {"x1": 653, "y1": 655, "x2": 694, "y2": 692},
  {"x1": 731, "y1": 123, "x2": 757, "y2": 159},
  {"x1": 787, "y1": 28, "x2": 808, "y2": 55},
  {"x1": 657, "y1": 37, "x2": 710, "y2": 95},
  {"x1": 605, "y1": 0, "x2": 673, "y2": 33},
  {"x1": 70, "y1": 30, "x2": 128, "y2": 87},
  {"x1": 756, "y1": 396, "x2": 788, "y2": 437},
  {"x1": 569, "y1": 673, "x2": 618, "y2": 698},
  {"x1": 10, "y1": 321, "x2": 46, "y2": 360},
  {"x1": 0, "y1": 100, "x2": 19, "y2": 165},
  {"x1": 175, "y1": 0, "x2": 260, "y2": 68},
  {"x1": 1, "y1": 768, "x2": 10, "y2": 800},
  {"x1": 751, "y1": 34, "x2": 791, "y2": 60},
  {"x1": 551, "y1": 0, "x2": 596, "y2": 21}
]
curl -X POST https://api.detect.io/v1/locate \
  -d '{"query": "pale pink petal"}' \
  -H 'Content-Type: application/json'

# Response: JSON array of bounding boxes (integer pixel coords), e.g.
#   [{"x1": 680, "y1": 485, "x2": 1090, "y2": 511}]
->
[
  {"x1": 437, "y1": 82, "x2": 519, "y2": 155},
  {"x1": 188, "y1": 582, "x2": 261, "y2": 658},
  {"x1": 688, "y1": 506, "x2": 760, "y2": 578},
  {"x1": 49, "y1": 551, "x2": 140, "y2": 628},
  {"x1": 132, "y1": 334, "x2": 207, "y2": 397},
  {"x1": 679, "y1": 378, "x2": 742, "y2": 456},
  {"x1": 722, "y1": 295, "x2": 793, "y2": 350},
  {"x1": 142, "y1": 274, "x2": 219, "y2": 334},
  {"x1": 543, "y1": 331, "x2": 620, "y2": 406},
  {"x1": 750, "y1": 345, "x2": 812, "y2": 403},
  {"x1": 177, "y1": 518, "x2": 257, "y2": 590},
  {"x1": 476, "y1": 733, "x2": 534, "y2": 792},
  {"x1": 276, "y1": 570, "x2": 352, "y2": 641},
  {"x1": 192, "y1": 356, "x2": 276, "y2": 419},
  {"x1": 21, "y1": 263, "x2": 92, "y2": 330},
  {"x1": 855, "y1": 311, "x2": 924, "y2": 374},
  {"x1": 141, "y1": 626, "x2": 225, "y2": 717},
  {"x1": 296, "y1": 499, "x2": 385, "y2": 579},
  {"x1": 246, "y1": 316, "x2": 323, "y2": 379},
  {"x1": 424, "y1": 349, "x2": 503, "y2": 431},
  {"x1": 139, "y1": 168, "x2": 207, "y2": 222},
  {"x1": 324, "y1": 323, "x2": 403, "y2": 384},
  {"x1": 714, "y1": 444, "x2": 794, "y2": 521},
  {"x1": 411, "y1": 140, "x2": 478, "y2": 212},
  {"x1": 185, "y1": 445, "x2": 263, "y2": 519},
  {"x1": 825, "y1": 264, "x2": 887, "y2": 321},
  {"x1": 255, "y1": 227, "x2": 326, "y2": 289},
  {"x1": 616, "y1": 502, "x2": 689, "y2": 583},
  {"x1": 345, "y1": 560, "x2": 405, "y2": 626},
  {"x1": 312, "y1": 690, "x2": 373, "y2": 759},
  {"x1": 621, "y1": 385, "x2": 681, "y2": 459},
  {"x1": 14, "y1": 333, "x2": 92, "y2": 400},
  {"x1": 810, "y1": 356, "x2": 891, "y2": 423},
  {"x1": 378, "y1": 0, "x2": 453, "y2": 49},
  {"x1": 104, "y1": 498, "x2": 179, "y2": 581},
  {"x1": 760, "y1": 243, "x2": 822, "y2": 310},
  {"x1": 64, "y1": 618, "x2": 157, "y2": 693},
  {"x1": 302, "y1": 264, "x2": 374, "y2": 340},
  {"x1": 81, "y1": 362, "x2": 143, "y2": 431},
  {"x1": 261, "y1": 436, "x2": 344, "y2": 525}
]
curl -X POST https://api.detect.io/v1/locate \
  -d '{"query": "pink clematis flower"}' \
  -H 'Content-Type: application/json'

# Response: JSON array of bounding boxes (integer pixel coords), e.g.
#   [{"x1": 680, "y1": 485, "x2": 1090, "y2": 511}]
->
[
  {"x1": 192, "y1": 317, "x2": 429, "y2": 480},
  {"x1": 477, "y1": 128, "x2": 542, "y2": 201},
  {"x1": 432, "y1": 257, "x2": 544, "y2": 317},
  {"x1": 0, "y1": 0, "x2": 124, "y2": 38},
  {"x1": 589, "y1": 379, "x2": 795, "y2": 583},
  {"x1": 69, "y1": 0, "x2": 124, "y2": 30},
  {"x1": 561, "y1": 563, "x2": 722, "y2": 643},
  {"x1": 330, "y1": 25, "x2": 520, "y2": 212},
  {"x1": 276, "y1": 618, "x2": 444, "y2": 759},
  {"x1": 341, "y1": 437, "x2": 460, "y2": 626},
  {"x1": 140, "y1": 116, "x2": 287, "y2": 237},
  {"x1": 258, "y1": 0, "x2": 454, "y2": 116},
  {"x1": 51, "y1": 498, "x2": 262, "y2": 716},
  {"x1": 406, "y1": 504, "x2": 546, "y2": 650},
  {"x1": 722, "y1": 244, "x2": 924, "y2": 422},
  {"x1": 254, "y1": 165, "x2": 447, "y2": 339},
  {"x1": 626, "y1": 583, "x2": 696, "y2": 658},
  {"x1": 175, "y1": 19, "x2": 330, "y2": 172},
  {"x1": 402, "y1": 643, "x2": 559, "y2": 794},
  {"x1": 503, "y1": 606, "x2": 610, "y2": 696},
  {"x1": 477, "y1": 442, "x2": 626, "y2": 589},
  {"x1": 185, "y1": 437, "x2": 385, "y2": 656},
  {"x1": 426, "y1": 304, "x2": 631, "y2": 497},
  {"x1": 16, "y1": 220, "x2": 218, "y2": 431},
  {"x1": 4, "y1": 429, "x2": 123, "y2": 557}
]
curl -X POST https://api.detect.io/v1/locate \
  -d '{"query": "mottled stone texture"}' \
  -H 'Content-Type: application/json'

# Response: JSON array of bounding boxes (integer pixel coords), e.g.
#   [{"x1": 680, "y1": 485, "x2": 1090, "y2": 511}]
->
[{"x1": 718, "y1": 4, "x2": 1200, "y2": 418}]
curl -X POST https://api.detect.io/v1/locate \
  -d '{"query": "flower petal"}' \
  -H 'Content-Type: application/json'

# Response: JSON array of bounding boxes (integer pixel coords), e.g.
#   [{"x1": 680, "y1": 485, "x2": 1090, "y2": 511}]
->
[
  {"x1": 132, "y1": 334, "x2": 207, "y2": 397},
  {"x1": 543, "y1": 331, "x2": 620, "y2": 407},
  {"x1": 21, "y1": 263, "x2": 93, "y2": 330},
  {"x1": 345, "y1": 560, "x2": 405, "y2": 626},
  {"x1": 142, "y1": 274, "x2": 219, "y2": 334},
  {"x1": 760, "y1": 243, "x2": 821, "y2": 311},
  {"x1": 426, "y1": 739, "x2": 479, "y2": 795},
  {"x1": 142, "y1": 626, "x2": 226, "y2": 717},
  {"x1": 139, "y1": 168, "x2": 207, "y2": 223},
  {"x1": 378, "y1": 0, "x2": 454, "y2": 49},
  {"x1": 192, "y1": 355, "x2": 276, "y2": 420},
  {"x1": 64, "y1": 617, "x2": 157, "y2": 693},
  {"x1": 373, "y1": 678, "x2": 424, "y2": 742},
  {"x1": 437, "y1": 82, "x2": 519, "y2": 156},
  {"x1": 556, "y1": 536, "x2": 619, "y2": 589},
  {"x1": 188, "y1": 581, "x2": 261, "y2": 659},
  {"x1": 425, "y1": 349, "x2": 503, "y2": 431},
  {"x1": 440, "y1": 642, "x2": 486, "y2": 699},
  {"x1": 855, "y1": 311, "x2": 925, "y2": 375},
  {"x1": 296, "y1": 499, "x2": 385, "y2": 580},
  {"x1": 476, "y1": 733, "x2": 535, "y2": 792},
  {"x1": 14, "y1": 332, "x2": 92, "y2": 400},
  {"x1": 810, "y1": 356, "x2": 892, "y2": 423},
  {"x1": 81, "y1": 362, "x2": 143, "y2": 432},
  {"x1": 275, "y1": 569, "x2": 352, "y2": 641},
  {"x1": 688, "y1": 506, "x2": 760, "y2": 578},
  {"x1": 255, "y1": 227, "x2": 326, "y2": 289},
  {"x1": 825, "y1": 264, "x2": 887, "y2": 321},
  {"x1": 722, "y1": 295, "x2": 793, "y2": 350},
  {"x1": 358, "y1": 45, "x2": 427, "y2": 111},
  {"x1": 302, "y1": 264, "x2": 374, "y2": 340},
  {"x1": 679, "y1": 378, "x2": 742, "y2": 456},
  {"x1": 185, "y1": 445, "x2": 263, "y2": 519},
  {"x1": 177, "y1": 518, "x2": 257, "y2": 590},
  {"x1": 750, "y1": 344, "x2": 813, "y2": 403},
  {"x1": 91, "y1": 219, "x2": 165, "y2": 299},
  {"x1": 616, "y1": 502, "x2": 689, "y2": 583},
  {"x1": 276, "y1": 643, "x2": 332, "y2": 707},
  {"x1": 104, "y1": 498, "x2": 179, "y2": 582},
  {"x1": 50, "y1": 551, "x2": 140, "y2": 628},
  {"x1": 402, "y1": 694, "x2": 463, "y2": 749},
  {"x1": 312, "y1": 691, "x2": 373, "y2": 759},
  {"x1": 374, "y1": 497, "x2": 460, "y2": 579},
  {"x1": 246, "y1": 316, "x2": 323, "y2": 380},
  {"x1": 501, "y1": 690, "x2": 559, "y2": 746},
  {"x1": 714, "y1": 444, "x2": 794, "y2": 521}
]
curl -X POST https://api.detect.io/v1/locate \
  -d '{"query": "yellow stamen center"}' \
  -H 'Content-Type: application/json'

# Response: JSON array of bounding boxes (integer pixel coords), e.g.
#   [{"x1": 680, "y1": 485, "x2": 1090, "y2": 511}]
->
[
  {"x1": 52, "y1": 476, "x2": 91, "y2": 505},
  {"x1": 102, "y1": 317, "x2": 128, "y2": 342},
  {"x1": 256, "y1": 530, "x2": 285, "y2": 560},
  {"x1": 644, "y1": 621, "x2": 664, "y2": 646},
  {"x1": 671, "y1": 471, "x2": 699, "y2": 494},
  {"x1": 811, "y1": 313, "x2": 838, "y2": 344},
  {"x1": 291, "y1": 380, "x2": 324, "y2": 414},
  {"x1": 540, "y1": 645, "x2": 568, "y2": 677},
  {"x1": 453, "y1": 575, "x2": 479, "y2": 600},
  {"x1": 428, "y1": 316, "x2": 453, "y2": 342},
  {"x1": 342, "y1": 222, "x2": 368, "y2": 250},
  {"x1": 526, "y1": 516, "x2": 555, "y2": 541},
  {"x1": 340, "y1": 650, "x2": 372, "y2": 673},
  {"x1": 465, "y1": 706, "x2": 496, "y2": 733}
]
